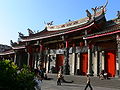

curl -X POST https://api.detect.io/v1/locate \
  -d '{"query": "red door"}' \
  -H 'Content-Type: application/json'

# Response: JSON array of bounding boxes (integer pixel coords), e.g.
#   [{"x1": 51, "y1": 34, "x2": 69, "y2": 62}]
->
[
  {"x1": 56, "y1": 54, "x2": 64, "y2": 71},
  {"x1": 80, "y1": 53, "x2": 88, "y2": 75},
  {"x1": 105, "y1": 50, "x2": 116, "y2": 77}
]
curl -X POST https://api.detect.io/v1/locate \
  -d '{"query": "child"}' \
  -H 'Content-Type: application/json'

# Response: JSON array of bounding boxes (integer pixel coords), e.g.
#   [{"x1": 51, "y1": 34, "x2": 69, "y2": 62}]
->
[{"x1": 57, "y1": 71, "x2": 62, "y2": 85}]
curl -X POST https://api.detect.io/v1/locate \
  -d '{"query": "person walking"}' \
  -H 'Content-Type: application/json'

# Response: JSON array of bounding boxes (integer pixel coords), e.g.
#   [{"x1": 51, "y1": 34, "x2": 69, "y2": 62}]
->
[
  {"x1": 84, "y1": 74, "x2": 93, "y2": 90},
  {"x1": 34, "y1": 69, "x2": 42, "y2": 90},
  {"x1": 57, "y1": 70, "x2": 62, "y2": 85},
  {"x1": 37, "y1": 66, "x2": 44, "y2": 80}
]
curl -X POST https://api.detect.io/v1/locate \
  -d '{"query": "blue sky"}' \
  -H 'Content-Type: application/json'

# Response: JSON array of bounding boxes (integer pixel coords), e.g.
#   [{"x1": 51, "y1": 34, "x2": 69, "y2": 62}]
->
[{"x1": 0, "y1": 0, "x2": 120, "y2": 46}]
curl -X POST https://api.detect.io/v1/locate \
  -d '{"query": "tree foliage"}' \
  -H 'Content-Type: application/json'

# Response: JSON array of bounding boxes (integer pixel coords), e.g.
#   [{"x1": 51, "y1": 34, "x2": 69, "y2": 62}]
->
[{"x1": 0, "y1": 60, "x2": 35, "y2": 90}]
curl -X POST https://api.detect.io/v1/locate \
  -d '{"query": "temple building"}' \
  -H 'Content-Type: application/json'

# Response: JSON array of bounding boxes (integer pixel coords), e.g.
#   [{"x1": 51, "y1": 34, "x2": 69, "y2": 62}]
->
[
  {"x1": 0, "y1": 44, "x2": 13, "y2": 60},
  {"x1": 1, "y1": 2, "x2": 120, "y2": 78}
]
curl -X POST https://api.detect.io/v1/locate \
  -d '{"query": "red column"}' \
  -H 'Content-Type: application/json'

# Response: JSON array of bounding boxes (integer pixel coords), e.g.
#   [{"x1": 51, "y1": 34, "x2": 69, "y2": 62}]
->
[
  {"x1": 39, "y1": 43, "x2": 44, "y2": 67},
  {"x1": 66, "y1": 40, "x2": 69, "y2": 48},
  {"x1": 26, "y1": 46, "x2": 33, "y2": 68}
]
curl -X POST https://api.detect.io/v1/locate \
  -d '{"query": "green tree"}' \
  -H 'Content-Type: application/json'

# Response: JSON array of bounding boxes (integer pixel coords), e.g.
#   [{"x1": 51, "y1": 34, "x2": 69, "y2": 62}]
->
[
  {"x1": 16, "y1": 65, "x2": 35, "y2": 90},
  {"x1": 0, "y1": 60, "x2": 36, "y2": 90}
]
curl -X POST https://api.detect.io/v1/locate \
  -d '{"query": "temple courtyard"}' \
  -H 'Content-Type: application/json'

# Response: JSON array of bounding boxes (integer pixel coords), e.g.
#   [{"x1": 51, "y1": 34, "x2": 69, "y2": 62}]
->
[{"x1": 41, "y1": 74, "x2": 120, "y2": 90}]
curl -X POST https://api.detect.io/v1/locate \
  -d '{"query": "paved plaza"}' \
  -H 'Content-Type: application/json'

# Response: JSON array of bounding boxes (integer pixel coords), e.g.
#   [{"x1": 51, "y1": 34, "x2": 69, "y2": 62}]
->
[{"x1": 41, "y1": 74, "x2": 120, "y2": 90}]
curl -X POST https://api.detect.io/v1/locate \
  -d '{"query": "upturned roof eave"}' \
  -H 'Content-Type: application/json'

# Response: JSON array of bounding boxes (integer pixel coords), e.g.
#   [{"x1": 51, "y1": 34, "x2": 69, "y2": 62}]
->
[
  {"x1": 84, "y1": 29, "x2": 120, "y2": 40},
  {"x1": 20, "y1": 10, "x2": 106, "y2": 40},
  {"x1": 12, "y1": 45, "x2": 26, "y2": 50},
  {"x1": 84, "y1": 18, "x2": 120, "y2": 40},
  {"x1": 0, "y1": 50, "x2": 15, "y2": 56}
]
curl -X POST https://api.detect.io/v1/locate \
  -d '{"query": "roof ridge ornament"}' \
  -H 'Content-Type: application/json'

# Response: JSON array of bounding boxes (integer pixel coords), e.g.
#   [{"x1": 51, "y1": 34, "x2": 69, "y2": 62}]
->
[
  {"x1": 86, "y1": 9, "x2": 92, "y2": 20},
  {"x1": 18, "y1": 32, "x2": 24, "y2": 37},
  {"x1": 47, "y1": 1, "x2": 108, "y2": 31},
  {"x1": 117, "y1": 11, "x2": 120, "y2": 19},
  {"x1": 102, "y1": 0, "x2": 108, "y2": 13},
  {"x1": 46, "y1": 21, "x2": 53, "y2": 26},
  {"x1": 68, "y1": 19, "x2": 71, "y2": 22},
  {"x1": 10, "y1": 40, "x2": 17, "y2": 46},
  {"x1": 27, "y1": 28, "x2": 34, "y2": 35},
  {"x1": 91, "y1": 0, "x2": 108, "y2": 17},
  {"x1": 104, "y1": 0, "x2": 108, "y2": 8}
]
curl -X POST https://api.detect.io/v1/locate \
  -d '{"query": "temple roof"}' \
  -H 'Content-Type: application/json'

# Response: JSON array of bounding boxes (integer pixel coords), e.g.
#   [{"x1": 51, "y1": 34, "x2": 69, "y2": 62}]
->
[
  {"x1": 0, "y1": 49, "x2": 14, "y2": 56},
  {"x1": 20, "y1": 7, "x2": 106, "y2": 42},
  {"x1": 21, "y1": 23, "x2": 95, "y2": 42},
  {"x1": 84, "y1": 18, "x2": 120, "y2": 39},
  {"x1": 0, "y1": 44, "x2": 12, "y2": 53},
  {"x1": 12, "y1": 45, "x2": 25, "y2": 50},
  {"x1": 46, "y1": 11, "x2": 105, "y2": 31}
]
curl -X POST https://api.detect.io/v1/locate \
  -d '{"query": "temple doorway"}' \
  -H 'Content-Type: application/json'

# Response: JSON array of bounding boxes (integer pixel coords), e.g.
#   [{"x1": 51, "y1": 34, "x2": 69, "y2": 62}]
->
[
  {"x1": 105, "y1": 50, "x2": 116, "y2": 77},
  {"x1": 80, "y1": 53, "x2": 88, "y2": 75}
]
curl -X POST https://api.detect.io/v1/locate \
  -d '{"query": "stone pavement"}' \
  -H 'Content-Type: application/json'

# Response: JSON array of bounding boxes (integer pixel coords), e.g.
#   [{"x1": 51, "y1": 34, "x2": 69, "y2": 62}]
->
[{"x1": 41, "y1": 74, "x2": 120, "y2": 90}]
